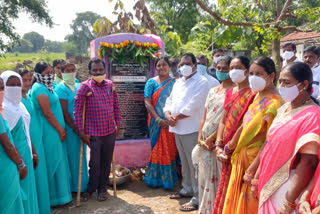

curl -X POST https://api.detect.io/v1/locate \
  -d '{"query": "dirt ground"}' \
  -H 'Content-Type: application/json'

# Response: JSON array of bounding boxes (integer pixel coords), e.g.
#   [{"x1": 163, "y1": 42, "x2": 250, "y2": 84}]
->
[{"x1": 52, "y1": 180, "x2": 197, "y2": 214}]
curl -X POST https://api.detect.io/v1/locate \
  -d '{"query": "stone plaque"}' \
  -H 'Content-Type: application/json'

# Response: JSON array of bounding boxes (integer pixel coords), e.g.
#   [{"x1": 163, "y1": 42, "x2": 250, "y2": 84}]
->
[{"x1": 109, "y1": 59, "x2": 150, "y2": 140}]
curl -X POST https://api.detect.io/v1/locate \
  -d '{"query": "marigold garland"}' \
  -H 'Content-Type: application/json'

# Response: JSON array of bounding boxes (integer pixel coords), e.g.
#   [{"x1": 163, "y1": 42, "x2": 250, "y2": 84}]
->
[{"x1": 98, "y1": 40, "x2": 161, "y2": 66}]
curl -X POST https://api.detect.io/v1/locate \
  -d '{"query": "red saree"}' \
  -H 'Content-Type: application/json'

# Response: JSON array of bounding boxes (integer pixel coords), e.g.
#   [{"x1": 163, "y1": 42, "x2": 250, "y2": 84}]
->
[{"x1": 212, "y1": 87, "x2": 256, "y2": 214}]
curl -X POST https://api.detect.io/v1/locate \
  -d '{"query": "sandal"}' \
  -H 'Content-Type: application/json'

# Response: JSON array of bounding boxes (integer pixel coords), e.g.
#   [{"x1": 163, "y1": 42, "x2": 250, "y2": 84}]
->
[
  {"x1": 179, "y1": 202, "x2": 198, "y2": 212},
  {"x1": 81, "y1": 192, "x2": 91, "y2": 202},
  {"x1": 97, "y1": 192, "x2": 108, "y2": 202},
  {"x1": 169, "y1": 192, "x2": 185, "y2": 199}
]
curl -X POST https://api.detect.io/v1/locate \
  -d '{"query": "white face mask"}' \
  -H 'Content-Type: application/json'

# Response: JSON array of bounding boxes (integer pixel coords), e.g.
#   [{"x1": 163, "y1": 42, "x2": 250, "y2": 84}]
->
[
  {"x1": 214, "y1": 56, "x2": 222, "y2": 64},
  {"x1": 278, "y1": 83, "x2": 300, "y2": 102},
  {"x1": 282, "y1": 51, "x2": 295, "y2": 60},
  {"x1": 4, "y1": 86, "x2": 22, "y2": 105},
  {"x1": 230, "y1": 69, "x2": 246, "y2": 83},
  {"x1": 249, "y1": 75, "x2": 267, "y2": 92},
  {"x1": 180, "y1": 65, "x2": 193, "y2": 77}
]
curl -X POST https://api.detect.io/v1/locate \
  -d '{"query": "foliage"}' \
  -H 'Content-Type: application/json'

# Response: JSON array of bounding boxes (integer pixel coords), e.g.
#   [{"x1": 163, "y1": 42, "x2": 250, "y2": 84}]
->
[
  {"x1": 22, "y1": 31, "x2": 45, "y2": 52},
  {"x1": 43, "y1": 40, "x2": 64, "y2": 53},
  {"x1": 62, "y1": 42, "x2": 78, "y2": 56},
  {"x1": 11, "y1": 39, "x2": 34, "y2": 53},
  {"x1": 0, "y1": 0, "x2": 53, "y2": 53},
  {"x1": 146, "y1": 0, "x2": 205, "y2": 43},
  {"x1": 98, "y1": 40, "x2": 161, "y2": 66},
  {"x1": 65, "y1": 11, "x2": 101, "y2": 55},
  {"x1": 0, "y1": 52, "x2": 64, "y2": 72}
]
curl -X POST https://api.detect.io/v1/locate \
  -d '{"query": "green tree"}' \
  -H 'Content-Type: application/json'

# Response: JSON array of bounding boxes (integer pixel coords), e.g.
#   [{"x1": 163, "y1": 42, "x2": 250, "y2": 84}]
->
[
  {"x1": 0, "y1": 0, "x2": 52, "y2": 53},
  {"x1": 195, "y1": 0, "x2": 320, "y2": 71},
  {"x1": 11, "y1": 39, "x2": 34, "y2": 53},
  {"x1": 23, "y1": 31, "x2": 45, "y2": 52},
  {"x1": 62, "y1": 42, "x2": 78, "y2": 56},
  {"x1": 43, "y1": 40, "x2": 64, "y2": 53},
  {"x1": 146, "y1": 0, "x2": 205, "y2": 43},
  {"x1": 66, "y1": 11, "x2": 101, "y2": 55}
]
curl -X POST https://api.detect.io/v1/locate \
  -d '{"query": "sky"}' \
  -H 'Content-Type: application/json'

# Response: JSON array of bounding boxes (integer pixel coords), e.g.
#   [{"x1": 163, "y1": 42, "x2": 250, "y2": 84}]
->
[{"x1": 13, "y1": 0, "x2": 136, "y2": 41}]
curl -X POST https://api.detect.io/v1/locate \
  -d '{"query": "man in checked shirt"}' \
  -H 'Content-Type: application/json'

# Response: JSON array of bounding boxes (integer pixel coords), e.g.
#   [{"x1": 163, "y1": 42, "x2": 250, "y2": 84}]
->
[{"x1": 74, "y1": 58, "x2": 121, "y2": 202}]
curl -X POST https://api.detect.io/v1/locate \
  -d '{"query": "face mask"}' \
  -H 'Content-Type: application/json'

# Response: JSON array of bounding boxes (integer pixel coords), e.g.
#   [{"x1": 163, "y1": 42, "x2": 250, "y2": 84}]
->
[
  {"x1": 4, "y1": 86, "x2": 22, "y2": 105},
  {"x1": 249, "y1": 75, "x2": 267, "y2": 92},
  {"x1": 229, "y1": 69, "x2": 246, "y2": 83},
  {"x1": 34, "y1": 73, "x2": 54, "y2": 92},
  {"x1": 62, "y1": 72, "x2": 76, "y2": 91},
  {"x1": 180, "y1": 65, "x2": 193, "y2": 77},
  {"x1": 197, "y1": 64, "x2": 207, "y2": 75},
  {"x1": 278, "y1": 83, "x2": 301, "y2": 102},
  {"x1": 214, "y1": 56, "x2": 222, "y2": 64},
  {"x1": 216, "y1": 71, "x2": 230, "y2": 81},
  {"x1": 0, "y1": 91, "x2": 4, "y2": 114},
  {"x1": 92, "y1": 74, "x2": 106, "y2": 83},
  {"x1": 282, "y1": 51, "x2": 295, "y2": 60}
]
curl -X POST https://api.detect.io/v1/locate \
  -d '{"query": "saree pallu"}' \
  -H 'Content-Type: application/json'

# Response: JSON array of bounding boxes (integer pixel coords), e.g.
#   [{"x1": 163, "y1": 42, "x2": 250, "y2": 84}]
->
[
  {"x1": 0, "y1": 116, "x2": 24, "y2": 214},
  {"x1": 145, "y1": 79, "x2": 178, "y2": 189},
  {"x1": 222, "y1": 94, "x2": 283, "y2": 214},
  {"x1": 258, "y1": 103, "x2": 320, "y2": 213},
  {"x1": 213, "y1": 87, "x2": 256, "y2": 214}
]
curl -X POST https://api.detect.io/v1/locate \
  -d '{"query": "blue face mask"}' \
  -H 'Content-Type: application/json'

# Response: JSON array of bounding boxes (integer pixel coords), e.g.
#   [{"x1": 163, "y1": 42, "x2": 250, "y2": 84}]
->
[
  {"x1": 216, "y1": 71, "x2": 230, "y2": 81},
  {"x1": 197, "y1": 64, "x2": 207, "y2": 75}
]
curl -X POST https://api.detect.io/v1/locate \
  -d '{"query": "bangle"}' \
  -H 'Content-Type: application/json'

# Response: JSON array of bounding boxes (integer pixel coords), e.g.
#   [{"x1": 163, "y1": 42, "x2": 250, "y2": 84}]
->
[
  {"x1": 245, "y1": 171, "x2": 255, "y2": 178},
  {"x1": 17, "y1": 159, "x2": 26, "y2": 169},
  {"x1": 211, "y1": 133, "x2": 217, "y2": 141},
  {"x1": 215, "y1": 140, "x2": 224, "y2": 148},
  {"x1": 155, "y1": 117, "x2": 162, "y2": 125},
  {"x1": 251, "y1": 178, "x2": 259, "y2": 186},
  {"x1": 224, "y1": 145, "x2": 234, "y2": 155},
  {"x1": 33, "y1": 154, "x2": 38, "y2": 157},
  {"x1": 283, "y1": 197, "x2": 296, "y2": 210}
]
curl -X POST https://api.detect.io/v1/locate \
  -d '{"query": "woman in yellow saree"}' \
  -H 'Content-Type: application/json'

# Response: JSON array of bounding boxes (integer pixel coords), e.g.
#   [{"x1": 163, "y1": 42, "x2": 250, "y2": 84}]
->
[{"x1": 222, "y1": 57, "x2": 283, "y2": 214}]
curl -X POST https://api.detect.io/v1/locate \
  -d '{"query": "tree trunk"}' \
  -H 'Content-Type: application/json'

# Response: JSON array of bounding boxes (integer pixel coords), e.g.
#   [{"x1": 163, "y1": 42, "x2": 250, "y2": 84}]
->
[{"x1": 272, "y1": 38, "x2": 281, "y2": 74}]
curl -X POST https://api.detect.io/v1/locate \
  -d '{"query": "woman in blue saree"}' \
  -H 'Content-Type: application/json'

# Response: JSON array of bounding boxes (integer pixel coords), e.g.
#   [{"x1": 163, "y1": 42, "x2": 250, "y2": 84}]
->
[{"x1": 144, "y1": 57, "x2": 178, "y2": 189}]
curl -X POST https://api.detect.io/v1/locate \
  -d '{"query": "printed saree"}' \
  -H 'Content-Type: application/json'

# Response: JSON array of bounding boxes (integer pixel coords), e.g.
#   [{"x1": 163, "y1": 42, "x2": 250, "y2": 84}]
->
[
  {"x1": 212, "y1": 87, "x2": 256, "y2": 214},
  {"x1": 222, "y1": 93, "x2": 283, "y2": 214},
  {"x1": 144, "y1": 78, "x2": 179, "y2": 189},
  {"x1": 258, "y1": 102, "x2": 320, "y2": 213}
]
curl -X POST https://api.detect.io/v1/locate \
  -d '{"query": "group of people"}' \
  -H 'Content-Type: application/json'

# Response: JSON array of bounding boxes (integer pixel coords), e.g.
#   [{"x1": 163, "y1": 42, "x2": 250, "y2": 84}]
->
[
  {"x1": 0, "y1": 58, "x2": 120, "y2": 214},
  {"x1": 143, "y1": 47, "x2": 320, "y2": 214}
]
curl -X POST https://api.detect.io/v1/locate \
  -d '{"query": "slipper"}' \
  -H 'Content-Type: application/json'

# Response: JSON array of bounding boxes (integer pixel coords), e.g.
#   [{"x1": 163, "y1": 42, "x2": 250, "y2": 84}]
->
[
  {"x1": 179, "y1": 202, "x2": 198, "y2": 212},
  {"x1": 81, "y1": 192, "x2": 91, "y2": 202},
  {"x1": 169, "y1": 192, "x2": 185, "y2": 199},
  {"x1": 97, "y1": 192, "x2": 108, "y2": 202}
]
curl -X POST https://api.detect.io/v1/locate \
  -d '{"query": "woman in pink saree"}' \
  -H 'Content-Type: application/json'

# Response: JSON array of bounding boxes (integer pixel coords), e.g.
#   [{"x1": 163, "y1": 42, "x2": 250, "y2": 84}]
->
[{"x1": 257, "y1": 62, "x2": 320, "y2": 214}]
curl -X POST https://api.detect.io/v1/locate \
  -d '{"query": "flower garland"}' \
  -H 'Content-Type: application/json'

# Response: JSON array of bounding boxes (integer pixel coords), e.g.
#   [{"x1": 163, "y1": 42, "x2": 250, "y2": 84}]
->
[{"x1": 98, "y1": 40, "x2": 161, "y2": 66}]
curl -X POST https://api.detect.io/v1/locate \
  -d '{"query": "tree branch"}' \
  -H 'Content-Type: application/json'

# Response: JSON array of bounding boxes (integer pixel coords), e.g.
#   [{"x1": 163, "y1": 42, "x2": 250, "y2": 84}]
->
[
  {"x1": 276, "y1": 0, "x2": 293, "y2": 23},
  {"x1": 276, "y1": 0, "x2": 281, "y2": 17},
  {"x1": 279, "y1": 26, "x2": 314, "y2": 32},
  {"x1": 195, "y1": 0, "x2": 254, "y2": 27}
]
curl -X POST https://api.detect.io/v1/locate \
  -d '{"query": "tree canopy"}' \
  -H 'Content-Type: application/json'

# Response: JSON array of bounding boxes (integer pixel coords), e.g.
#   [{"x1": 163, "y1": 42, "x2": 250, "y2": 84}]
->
[
  {"x1": 0, "y1": 0, "x2": 53, "y2": 53},
  {"x1": 23, "y1": 31, "x2": 45, "y2": 52}
]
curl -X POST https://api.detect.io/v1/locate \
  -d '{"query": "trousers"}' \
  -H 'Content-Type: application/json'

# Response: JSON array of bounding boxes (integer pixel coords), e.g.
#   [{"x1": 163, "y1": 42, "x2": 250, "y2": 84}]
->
[{"x1": 87, "y1": 132, "x2": 116, "y2": 194}]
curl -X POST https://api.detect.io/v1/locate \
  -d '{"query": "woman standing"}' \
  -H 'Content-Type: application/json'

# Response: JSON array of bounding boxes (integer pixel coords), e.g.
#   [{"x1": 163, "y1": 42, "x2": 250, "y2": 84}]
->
[
  {"x1": 222, "y1": 57, "x2": 283, "y2": 214},
  {"x1": 192, "y1": 56, "x2": 233, "y2": 214},
  {"x1": 30, "y1": 62, "x2": 72, "y2": 206},
  {"x1": 258, "y1": 62, "x2": 320, "y2": 213},
  {"x1": 212, "y1": 56, "x2": 256, "y2": 214},
  {"x1": 144, "y1": 57, "x2": 178, "y2": 189},
  {"x1": 55, "y1": 62, "x2": 89, "y2": 193},
  {"x1": 18, "y1": 68, "x2": 51, "y2": 213},
  {"x1": 1, "y1": 71, "x2": 39, "y2": 214},
  {"x1": 0, "y1": 76, "x2": 26, "y2": 214},
  {"x1": 52, "y1": 59, "x2": 65, "y2": 87}
]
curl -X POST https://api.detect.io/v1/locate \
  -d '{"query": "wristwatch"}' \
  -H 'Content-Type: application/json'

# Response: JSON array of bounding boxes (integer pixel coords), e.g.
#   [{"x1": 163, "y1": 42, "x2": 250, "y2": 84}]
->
[{"x1": 17, "y1": 159, "x2": 26, "y2": 169}]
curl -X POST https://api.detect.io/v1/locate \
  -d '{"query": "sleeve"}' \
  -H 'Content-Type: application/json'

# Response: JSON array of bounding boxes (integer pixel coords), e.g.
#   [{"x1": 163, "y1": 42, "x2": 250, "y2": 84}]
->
[
  {"x1": 180, "y1": 79, "x2": 210, "y2": 116},
  {"x1": 112, "y1": 83, "x2": 121, "y2": 126},
  {"x1": 73, "y1": 83, "x2": 89, "y2": 132},
  {"x1": 163, "y1": 87, "x2": 174, "y2": 113},
  {"x1": 144, "y1": 79, "x2": 154, "y2": 98},
  {"x1": 0, "y1": 116, "x2": 6, "y2": 135},
  {"x1": 30, "y1": 83, "x2": 48, "y2": 108},
  {"x1": 54, "y1": 84, "x2": 68, "y2": 100}
]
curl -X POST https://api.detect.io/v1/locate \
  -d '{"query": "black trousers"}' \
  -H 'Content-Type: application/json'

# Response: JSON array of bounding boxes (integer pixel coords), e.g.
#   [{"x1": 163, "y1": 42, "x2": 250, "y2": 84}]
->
[{"x1": 87, "y1": 132, "x2": 116, "y2": 194}]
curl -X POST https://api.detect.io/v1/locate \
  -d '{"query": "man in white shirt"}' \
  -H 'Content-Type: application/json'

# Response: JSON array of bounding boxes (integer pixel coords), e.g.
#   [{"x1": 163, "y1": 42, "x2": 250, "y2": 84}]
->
[
  {"x1": 196, "y1": 55, "x2": 220, "y2": 88},
  {"x1": 208, "y1": 49, "x2": 224, "y2": 78},
  {"x1": 164, "y1": 53, "x2": 210, "y2": 212},
  {"x1": 303, "y1": 46, "x2": 320, "y2": 101},
  {"x1": 282, "y1": 43, "x2": 302, "y2": 68}
]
